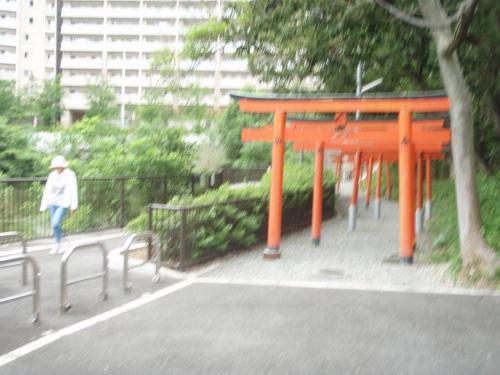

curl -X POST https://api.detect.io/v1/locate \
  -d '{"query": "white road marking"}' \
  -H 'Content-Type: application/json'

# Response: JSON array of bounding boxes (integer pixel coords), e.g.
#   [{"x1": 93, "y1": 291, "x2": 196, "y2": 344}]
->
[
  {"x1": 194, "y1": 276, "x2": 500, "y2": 297},
  {"x1": 0, "y1": 279, "x2": 193, "y2": 368}
]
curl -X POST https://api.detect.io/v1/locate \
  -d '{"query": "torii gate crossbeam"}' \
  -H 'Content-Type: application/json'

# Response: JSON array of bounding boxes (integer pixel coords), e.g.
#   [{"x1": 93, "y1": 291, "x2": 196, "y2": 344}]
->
[{"x1": 231, "y1": 91, "x2": 450, "y2": 264}]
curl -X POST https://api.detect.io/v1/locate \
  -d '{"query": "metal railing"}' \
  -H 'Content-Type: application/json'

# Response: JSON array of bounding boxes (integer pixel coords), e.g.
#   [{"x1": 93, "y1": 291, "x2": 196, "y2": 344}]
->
[
  {"x1": 147, "y1": 187, "x2": 336, "y2": 270},
  {"x1": 149, "y1": 198, "x2": 265, "y2": 270},
  {"x1": 0, "y1": 231, "x2": 28, "y2": 286},
  {"x1": 120, "y1": 231, "x2": 160, "y2": 293},
  {"x1": 0, "y1": 175, "x2": 196, "y2": 240},
  {"x1": 60, "y1": 241, "x2": 108, "y2": 313},
  {"x1": 219, "y1": 168, "x2": 268, "y2": 184},
  {"x1": 0, "y1": 254, "x2": 41, "y2": 323}
]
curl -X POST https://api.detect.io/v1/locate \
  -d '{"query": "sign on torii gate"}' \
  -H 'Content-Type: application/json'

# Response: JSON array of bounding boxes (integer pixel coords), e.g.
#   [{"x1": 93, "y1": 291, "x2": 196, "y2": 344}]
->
[
  {"x1": 243, "y1": 119, "x2": 449, "y2": 247},
  {"x1": 231, "y1": 91, "x2": 450, "y2": 264}
]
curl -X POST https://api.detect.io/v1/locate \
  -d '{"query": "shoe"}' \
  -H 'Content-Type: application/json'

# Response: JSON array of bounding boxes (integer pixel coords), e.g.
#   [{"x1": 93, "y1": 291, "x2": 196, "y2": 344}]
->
[
  {"x1": 49, "y1": 244, "x2": 60, "y2": 255},
  {"x1": 57, "y1": 243, "x2": 68, "y2": 255}
]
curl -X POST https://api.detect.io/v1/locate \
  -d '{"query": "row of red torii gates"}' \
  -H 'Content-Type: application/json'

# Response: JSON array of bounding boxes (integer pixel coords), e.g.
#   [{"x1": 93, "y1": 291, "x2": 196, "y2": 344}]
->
[{"x1": 231, "y1": 92, "x2": 451, "y2": 264}]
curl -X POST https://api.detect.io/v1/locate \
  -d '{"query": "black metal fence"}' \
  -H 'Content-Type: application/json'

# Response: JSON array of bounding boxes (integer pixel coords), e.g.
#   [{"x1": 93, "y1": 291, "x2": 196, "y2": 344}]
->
[
  {"x1": 0, "y1": 175, "x2": 195, "y2": 240},
  {"x1": 148, "y1": 186, "x2": 335, "y2": 269},
  {"x1": 219, "y1": 168, "x2": 268, "y2": 184}
]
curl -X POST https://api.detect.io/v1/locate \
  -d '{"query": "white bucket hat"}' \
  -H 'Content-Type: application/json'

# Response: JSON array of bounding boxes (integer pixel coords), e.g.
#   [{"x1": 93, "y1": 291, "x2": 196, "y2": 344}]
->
[{"x1": 49, "y1": 155, "x2": 68, "y2": 169}]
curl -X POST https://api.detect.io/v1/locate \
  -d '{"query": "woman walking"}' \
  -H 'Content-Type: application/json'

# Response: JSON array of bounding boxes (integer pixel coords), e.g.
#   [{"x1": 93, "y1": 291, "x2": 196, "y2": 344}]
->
[{"x1": 40, "y1": 155, "x2": 78, "y2": 254}]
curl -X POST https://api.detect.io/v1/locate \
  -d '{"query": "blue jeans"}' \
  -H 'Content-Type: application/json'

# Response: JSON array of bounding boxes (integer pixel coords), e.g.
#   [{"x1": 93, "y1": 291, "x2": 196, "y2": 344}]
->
[{"x1": 49, "y1": 205, "x2": 68, "y2": 243}]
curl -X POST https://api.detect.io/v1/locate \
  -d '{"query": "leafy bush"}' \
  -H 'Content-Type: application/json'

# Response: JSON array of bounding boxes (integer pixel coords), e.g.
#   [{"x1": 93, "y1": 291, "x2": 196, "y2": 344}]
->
[
  {"x1": 0, "y1": 121, "x2": 44, "y2": 177},
  {"x1": 127, "y1": 164, "x2": 336, "y2": 266}
]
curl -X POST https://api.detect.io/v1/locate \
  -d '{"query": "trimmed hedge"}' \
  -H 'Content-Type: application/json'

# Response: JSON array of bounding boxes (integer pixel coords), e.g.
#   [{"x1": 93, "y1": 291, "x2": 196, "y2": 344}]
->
[{"x1": 127, "y1": 164, "x2": 336, "y2": 267}]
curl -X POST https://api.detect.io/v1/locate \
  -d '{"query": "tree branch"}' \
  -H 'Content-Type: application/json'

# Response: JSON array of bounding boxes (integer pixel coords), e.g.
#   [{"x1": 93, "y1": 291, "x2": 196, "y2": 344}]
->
[
  {"x1": 371, "y1": 0, "x2": 461, "y2": 29},
  {"x1": 445, "y1": 0, "x2": 479, "y2": 55}
]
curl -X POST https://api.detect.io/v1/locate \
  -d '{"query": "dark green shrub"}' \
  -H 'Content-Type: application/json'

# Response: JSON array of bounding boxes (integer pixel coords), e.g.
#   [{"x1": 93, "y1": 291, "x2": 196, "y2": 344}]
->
[{"x1": 127, "y1": 164, "x2": 336, "y2": 266}]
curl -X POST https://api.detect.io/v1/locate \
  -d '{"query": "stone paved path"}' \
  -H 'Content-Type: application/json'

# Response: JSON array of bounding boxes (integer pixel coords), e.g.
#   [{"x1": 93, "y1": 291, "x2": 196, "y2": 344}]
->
[{"x1": 200, "y1": 181, "x2": 458, "y2": 290}]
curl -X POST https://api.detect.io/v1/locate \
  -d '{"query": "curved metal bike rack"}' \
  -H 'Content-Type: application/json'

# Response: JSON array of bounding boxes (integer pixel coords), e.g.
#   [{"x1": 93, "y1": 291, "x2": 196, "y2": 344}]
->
[
  {"x1": 0, "y1": 231, "x2": 28, "y2": 286},
  {"x1": 60, "y1": 241, "x2": 108, "y2": 313},
  {"x1": 0, "y1": 254, "x2": 41, "y2": 323},
  {"x1": 120, "y1": 231, "x2": 160, "y2": 293}
]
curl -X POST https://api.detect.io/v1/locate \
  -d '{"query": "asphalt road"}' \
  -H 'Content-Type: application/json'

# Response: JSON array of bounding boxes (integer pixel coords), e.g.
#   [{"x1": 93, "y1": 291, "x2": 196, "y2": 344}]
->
[{"x1": 1, "y1": 281, "x2": 499, "y2": 375}]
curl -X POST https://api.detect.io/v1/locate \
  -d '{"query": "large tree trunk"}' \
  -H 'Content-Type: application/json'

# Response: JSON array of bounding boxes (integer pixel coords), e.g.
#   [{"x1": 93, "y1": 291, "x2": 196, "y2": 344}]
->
[{"x1": 419, "y1": 0, "x2": 497, "y2": 271}]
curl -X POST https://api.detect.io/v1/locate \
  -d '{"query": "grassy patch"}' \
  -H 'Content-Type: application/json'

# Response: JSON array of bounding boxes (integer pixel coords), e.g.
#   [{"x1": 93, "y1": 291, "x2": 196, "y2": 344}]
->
[{"x1": 430, "y1": 173, "x2": 500, "y2": 283}]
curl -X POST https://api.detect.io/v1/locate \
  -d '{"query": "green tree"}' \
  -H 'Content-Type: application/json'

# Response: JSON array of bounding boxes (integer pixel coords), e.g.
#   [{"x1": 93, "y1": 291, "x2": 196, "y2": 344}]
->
[
  {"x1": 85, "y1": 81, "x2": 118, "y2": 120},
  {"x1": 60, "y1": 116, "x2": 193, "y2": 178},
  {"x1": 0, "y1": 80, "x2": 33, "y2": 124},
  {"x1": 36, "y1": 76, "x2": 62, "y2": 126},
  {"x1": 185, "y1": 0, "x2": 499, "y2": 270},
  {"x1": 212, "y1": 101, "x2": 271, "y2": 167},
  {"x1": 0, "y1": 119, "x2": 42, "y2": 177}
]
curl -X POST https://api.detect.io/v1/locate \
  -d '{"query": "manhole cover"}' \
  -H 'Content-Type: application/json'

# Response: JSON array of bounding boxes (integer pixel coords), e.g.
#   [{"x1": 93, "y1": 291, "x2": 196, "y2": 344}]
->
[
  {"x1": 316, "y1": 268, "x2": 347, "y2": 278},
  {"x1": 382, "y1": 253, "x2": 400, "y2": 264}
]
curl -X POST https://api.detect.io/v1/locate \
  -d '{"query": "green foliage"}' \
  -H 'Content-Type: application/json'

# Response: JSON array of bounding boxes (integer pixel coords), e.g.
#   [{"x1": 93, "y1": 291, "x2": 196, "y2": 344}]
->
[
  {"x1": 430, "y1": 174, "x2": 500, "y2": 273},
  {"x1": 85, "y1": 81, "x2": 118, "y2": 120},
  {"x1": 0, "y1": 121, "x2": 43, "y2": 177},
  {"x1": 212, "y1": 101, "x2": 271, "y2": 167},
  {"x1": 0, "y1": 80, "x2": 36, "y2": 124},
  {"x1": 36, "y1": 76, "x2": 62, "y2": 126},
  {"x1": 183, "y1": 18, "x2": 228, "y2": 60},
  {"x1": 127, "y1": 164, "x2": 336, "y2": 264},
  {"x1": 186, "y1": 0, "x2": 499, "y2": 169},
  {"x1": 59, "y1": 116, "x2": 193, "y2": 178}
]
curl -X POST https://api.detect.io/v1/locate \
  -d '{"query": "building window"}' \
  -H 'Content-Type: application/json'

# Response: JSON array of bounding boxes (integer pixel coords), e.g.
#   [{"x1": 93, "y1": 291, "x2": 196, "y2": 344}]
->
[
  {"x1": 24, "y1": 52, "x2": 28, "y2": 58},
  {"x1": 30, "y1": 1, "x2": 34, "y2": 6},
  {"x1": 25, "y1": 34, "x2": 29, "y2": 41},
  {"x1": 24, "y1": 70, "x2": 30, "y2": 76},
  {"x1": 29, "y1": 17, "x2": 34, "y2": 24}
]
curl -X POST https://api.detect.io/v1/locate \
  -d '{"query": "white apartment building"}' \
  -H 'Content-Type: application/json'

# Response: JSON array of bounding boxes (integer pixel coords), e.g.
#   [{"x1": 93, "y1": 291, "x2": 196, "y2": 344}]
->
[{"x1": 0, "y1": 0, "x2": 265, "y2": 124}]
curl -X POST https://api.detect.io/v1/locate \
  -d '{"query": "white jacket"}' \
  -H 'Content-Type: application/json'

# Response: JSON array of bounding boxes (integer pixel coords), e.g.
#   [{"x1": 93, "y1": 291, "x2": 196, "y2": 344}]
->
[{"x1": 40, "y1": 169, "x2": 78, "y2": 211}]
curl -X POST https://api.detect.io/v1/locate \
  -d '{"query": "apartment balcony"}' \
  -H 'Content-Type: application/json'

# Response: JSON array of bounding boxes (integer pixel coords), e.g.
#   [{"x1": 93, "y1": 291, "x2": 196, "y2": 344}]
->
[
  {"x1": 108, "y1": 75, "x2": 148, "y2": 87},
  {"x1": 139, "y1": 26, "x2": 177, "y2": 37},
  {"x1": 177, "y1": 7, "x2": 211, "y2": 19},
  {"x1": 61, "y1": 40, "x2": 104, "y2": 52},
  {"x1": 106, "y1": 41, "x2": 143, "y2": 52},
  {"x1": 0, "y1": 53, "x2": 16, "y2": 65},
  {"x1": 62, "y1": 93, "x2": 89, "y2": 111},
  {"x1": 106, "y1": 59, "x2": 149, "y2": 70},
  {"x1": 61, "y1": 7, "x2": 105, "y2": 19},
  {"x1": 62, "y1": 7, "x2": 179, "y2": 19},
  {"x1": 141, "y1": 41, "x2": 179, "y2": 52},
  {"x1": 61, "y1": 24, "x2": 105, "y2": 36},
  {"x1": 0, "y1": 36, "x2": 16, "y2": 47},
  {"x1": 106, "y1": 24, "x2": 141, "y2": 36},
  {"x1": 119, "y1": 93, "x2": 141, "y2": 104},
  {"x1": 220, "y1": 59, "x2": 249, "y2": 72},
  {"x1": 0, "y1": 18, "x2": 16, "y2": 30},
  {"x1": 219, "y1": 77, "x2": 253, "y2": 90},
  {"x1": 0, "y1": 0, "x2": 16, "y2": 13},
  {"x1": 0, "y1": 68, "x2": 16, "y2": 80},
  {"x1": 61, "y1": 74, "x2": 100, "y2": 86},
  {"x1": 61, "y1": 58, "x2": 104, "y2": 70},
  {"x1": 184, "y1": 60, "x2": 216, "y2": 72}
]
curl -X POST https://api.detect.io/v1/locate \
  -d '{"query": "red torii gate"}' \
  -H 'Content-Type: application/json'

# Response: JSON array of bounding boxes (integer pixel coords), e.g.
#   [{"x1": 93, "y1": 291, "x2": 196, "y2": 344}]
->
[
  {"x1": 244, "y1": 119, "x2": 448, "y2": 245},
  {"x1": 232, "y1": 92, "x2": 450, "y2": 264}
]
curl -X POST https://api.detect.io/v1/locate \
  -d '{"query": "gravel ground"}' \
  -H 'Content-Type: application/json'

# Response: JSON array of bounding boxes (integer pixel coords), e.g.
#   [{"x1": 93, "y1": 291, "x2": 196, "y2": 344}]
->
[{"x1": 201, "y1": 181, "x2": 457, "y2": 289}]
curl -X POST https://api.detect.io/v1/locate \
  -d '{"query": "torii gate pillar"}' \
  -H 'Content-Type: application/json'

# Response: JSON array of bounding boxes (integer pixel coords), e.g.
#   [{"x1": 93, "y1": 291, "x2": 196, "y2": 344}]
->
[
  {"x1": 374, "y1": 154, "x2": 383, "y2": 220},
  {"x1": 263, "y1": 111, "x2": 286, "y2": 259},
  {"x1": 415, "y1": 154, "x2": 424, "y2": 233},
  {"x1": 311, "y1": 142, "x2": 324, "y2": 246},
  {"x1": 425, "y1": 155, "x2": 433, "y2": 220},
  {"x1": 398, "y1": 111, "x2": 415, "y2": 264}
]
